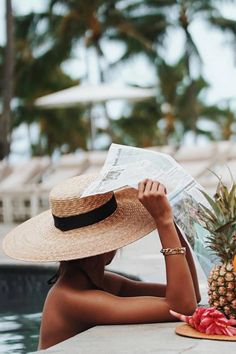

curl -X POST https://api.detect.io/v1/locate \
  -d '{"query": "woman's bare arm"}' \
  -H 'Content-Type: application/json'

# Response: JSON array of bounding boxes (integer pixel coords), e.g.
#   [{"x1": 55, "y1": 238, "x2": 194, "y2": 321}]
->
[
  {"x1": 104, "y1": 271, "x2": 166, "y2": 297},
  {"x1": 104, "y1": 225, "x2": 201, "y2": 303},
  {"x1": 68, "y1": 288, "x2": 174, "y2": 326},
  {"x1": 175, "y1": 224, "x2": 201, "y2": 303},
  {"x1": 105, "y1": 181, "x2": 199, "y2": 305},
  {"x1": 137, "y1": 179, "x2": 197, "y2": 315},
  {"x1": 67, "y1": 179, "x2": 197, "y2": 327}
]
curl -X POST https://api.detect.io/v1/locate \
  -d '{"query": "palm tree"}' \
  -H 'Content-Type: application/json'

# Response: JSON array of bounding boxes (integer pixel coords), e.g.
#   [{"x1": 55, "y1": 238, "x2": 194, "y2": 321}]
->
[
  {"x1": 156, "y1": 57, "x2": 186, "y2": 140},
  {"x1": 45, "y1": 0, "x2": 169, "y2": 144},
  {"x1": 121, "y1": 1, "x2": 236, "y2": 143},
  {"x1": 200, "y1": 103, "x2": 236, "y2": 140},
  {"x1": 112, "y1": 98, "x2": 163, "y2": 147},
  {"x1": 47, "y1": 0, "x2": 168, "y2": 64},
  {"x1": 8, "y1": 0, "x2": 236, "y2": 155},
  {"x1": 9, "y1": 7, "x2": 95, "y2": 155},
  {"x1": 0, "y1": 0, "x2": 14, "y2": 160},
  {"x1": 156, "y1": 56, "x2": 236, "y2": 143},
  {"x1": 114, "y1": 55, "x2": 233, "y2": 147}
]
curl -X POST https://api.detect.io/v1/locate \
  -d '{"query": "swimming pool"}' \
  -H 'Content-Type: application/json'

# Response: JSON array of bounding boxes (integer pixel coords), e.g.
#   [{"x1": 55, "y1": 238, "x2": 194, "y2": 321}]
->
[
  {"x1": 0, "y1": 264, "x2": 139, "y2": 353},
  {"x1": 0, "y1": 264, "x2": 55, "y2": 354},
  {"x1": 0, "y1": 312, "x2": 41, "y2": 353}
]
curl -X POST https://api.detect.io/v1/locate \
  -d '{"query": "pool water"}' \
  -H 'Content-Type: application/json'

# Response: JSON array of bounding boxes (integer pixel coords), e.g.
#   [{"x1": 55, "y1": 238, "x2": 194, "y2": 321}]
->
[
  {"x1": 0, "y1": 264, "x2": 56, "y2": 353},
  {"x1": 0, "y1": 312, "x2": 41, "y2": 354}
]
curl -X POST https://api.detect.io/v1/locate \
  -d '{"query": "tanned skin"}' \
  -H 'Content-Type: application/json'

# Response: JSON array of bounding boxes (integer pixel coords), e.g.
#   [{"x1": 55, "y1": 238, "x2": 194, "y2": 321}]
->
[{"x1": 38, "y1": 179, "x2": 200, "y2": 349}]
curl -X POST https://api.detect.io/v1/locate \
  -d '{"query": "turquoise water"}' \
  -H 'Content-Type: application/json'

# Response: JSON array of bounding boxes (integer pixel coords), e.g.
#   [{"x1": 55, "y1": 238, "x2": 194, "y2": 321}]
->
[{"x1": 0, "y1": 312, "x2": 41, "y2": 354}]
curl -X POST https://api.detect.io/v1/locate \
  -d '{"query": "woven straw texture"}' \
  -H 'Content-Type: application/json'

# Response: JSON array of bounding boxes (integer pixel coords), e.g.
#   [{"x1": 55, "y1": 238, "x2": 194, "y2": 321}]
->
[
  {"x1": 50, "y1": 174, "x2": 113, "y2": 217},
  {"x1": 2, "y1": 174, "x2": 156, "y2": 262},
  {"x1": 175, "y1": 324, "x2": 236, "y2": 341}
]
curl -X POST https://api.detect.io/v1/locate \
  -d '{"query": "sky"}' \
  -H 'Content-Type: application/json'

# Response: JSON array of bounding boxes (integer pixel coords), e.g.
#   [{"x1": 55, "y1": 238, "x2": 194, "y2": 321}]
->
[{"x1": 0, "y1": 1, "x2": 236, "y2": 158}]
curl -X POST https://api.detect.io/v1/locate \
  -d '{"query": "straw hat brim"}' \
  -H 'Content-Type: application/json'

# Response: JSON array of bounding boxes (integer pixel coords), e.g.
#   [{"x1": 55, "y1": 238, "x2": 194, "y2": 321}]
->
[
  {"x1": 2, "y1": 188, "x2": 156, "y2": 262},
  {"x1": 175, "y1": 324, "x2": 236, "y2": 341}
]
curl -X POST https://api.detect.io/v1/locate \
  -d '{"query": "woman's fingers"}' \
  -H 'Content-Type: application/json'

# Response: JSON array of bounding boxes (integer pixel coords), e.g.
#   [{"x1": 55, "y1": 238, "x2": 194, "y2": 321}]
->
[
  {"x1": 144, "y1": 179, "x2": 153, "y2": 193},
  {"x1": 158, "y1": 184, "x2": 166, "y2": 195},
  {"x1": 138, "y1": 179, "x2": 172, "y2": 222},
  {"x1": 138, "y1": 179, "x2": 167, "y2": 197},
  {"x1": 151, "y1": 181, "x2": 160, "y2": 193},
  {"x1": 138, "y1": 179, "x2": 148, "y2": 198}
]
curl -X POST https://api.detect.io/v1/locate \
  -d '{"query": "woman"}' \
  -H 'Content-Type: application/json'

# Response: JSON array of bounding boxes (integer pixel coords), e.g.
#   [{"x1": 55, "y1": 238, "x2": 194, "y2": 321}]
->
[{"x1": 2, "y1": 175, "x2": 200, "y2": 349}]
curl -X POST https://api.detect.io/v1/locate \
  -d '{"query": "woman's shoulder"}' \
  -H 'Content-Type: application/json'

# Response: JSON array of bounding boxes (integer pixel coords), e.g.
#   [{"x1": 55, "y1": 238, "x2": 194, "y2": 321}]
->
[
  {"x1": 39, "y1": 283, "x2": 90, "y2": 349},
  {"x1": 45, "y1": 280, "x2": 101, "y2": 310},
  {"x1": 43, "y1": 274, "x2": 131, "y2": 323}
]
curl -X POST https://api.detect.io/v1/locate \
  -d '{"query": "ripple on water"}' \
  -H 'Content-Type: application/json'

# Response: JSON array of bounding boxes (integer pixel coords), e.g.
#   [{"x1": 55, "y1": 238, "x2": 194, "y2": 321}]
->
[{"x1": 0, "y1": 312, "x2": 41, "y2": 354}]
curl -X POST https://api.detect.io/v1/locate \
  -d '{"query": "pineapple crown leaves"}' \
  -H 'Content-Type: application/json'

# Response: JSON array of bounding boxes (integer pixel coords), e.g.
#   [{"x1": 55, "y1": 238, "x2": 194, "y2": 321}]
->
[
  {"x1": 205, "y1": 232, "x2": 236, "y2": 263},
  {"x1": 197, "y1": 177, "x2": 236, "y2": 262},
  {"x1": 198, "y1": 179, "x2": 236, "y2": 229}
]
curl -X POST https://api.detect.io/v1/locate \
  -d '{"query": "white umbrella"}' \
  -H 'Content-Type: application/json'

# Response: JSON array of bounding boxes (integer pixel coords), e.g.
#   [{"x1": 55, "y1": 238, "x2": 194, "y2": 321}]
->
[
  {"x1": 35, "y1": 84, "x2": 156, "y2": 108},
  {"x1": 35, "y1": 84, "x2": 156, "y2": 149}
]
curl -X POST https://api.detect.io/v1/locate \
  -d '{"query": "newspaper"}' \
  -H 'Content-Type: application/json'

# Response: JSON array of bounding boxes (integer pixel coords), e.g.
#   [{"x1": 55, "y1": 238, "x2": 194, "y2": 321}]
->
[{"x1": 82, "y1": 143, "x2": 217, "y2": 276}]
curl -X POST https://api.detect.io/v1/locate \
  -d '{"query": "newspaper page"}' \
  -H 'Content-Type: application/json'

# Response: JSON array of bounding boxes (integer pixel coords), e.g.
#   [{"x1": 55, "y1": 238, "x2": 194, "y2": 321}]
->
[{"x1": 82, "y1": 143, "x2": 217, "y2": 276}]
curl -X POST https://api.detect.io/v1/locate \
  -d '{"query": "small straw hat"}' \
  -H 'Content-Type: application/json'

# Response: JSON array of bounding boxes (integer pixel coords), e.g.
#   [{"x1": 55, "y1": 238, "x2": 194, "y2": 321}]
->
[{"x1": 2, "y1": 174, "x2": 156, "y2": 262}]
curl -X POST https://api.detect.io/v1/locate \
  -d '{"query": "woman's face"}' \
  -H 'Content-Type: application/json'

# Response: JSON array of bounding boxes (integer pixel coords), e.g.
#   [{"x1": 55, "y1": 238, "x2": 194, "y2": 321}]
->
[{"x1": 105, "y1": 250, "x2": 117, "y2": 265}]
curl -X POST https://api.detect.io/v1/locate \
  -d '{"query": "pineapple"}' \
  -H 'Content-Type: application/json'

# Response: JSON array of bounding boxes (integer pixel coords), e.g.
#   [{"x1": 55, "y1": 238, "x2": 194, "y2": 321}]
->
[{"x1": 197, "y1": 178, "x2": 236, "y2": 319}]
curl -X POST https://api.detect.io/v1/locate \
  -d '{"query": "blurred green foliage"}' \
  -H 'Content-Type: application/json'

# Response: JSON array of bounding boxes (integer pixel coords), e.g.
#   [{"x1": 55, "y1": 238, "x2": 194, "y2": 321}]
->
[{"x1": 1, "y1": 0, "x2": 236, "y2": 157}]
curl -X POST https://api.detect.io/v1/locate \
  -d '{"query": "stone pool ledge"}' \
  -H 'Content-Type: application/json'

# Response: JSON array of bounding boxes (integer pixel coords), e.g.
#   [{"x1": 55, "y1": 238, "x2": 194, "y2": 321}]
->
[{"x1": 34, "y1": 322, "x2": 236, "y2": 354}]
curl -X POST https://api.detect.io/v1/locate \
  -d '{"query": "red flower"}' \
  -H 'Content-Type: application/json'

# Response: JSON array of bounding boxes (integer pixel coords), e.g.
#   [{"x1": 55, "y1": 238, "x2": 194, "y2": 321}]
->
[{"x1": 170, "y1": 307, "x2": 236, "y2": 336}]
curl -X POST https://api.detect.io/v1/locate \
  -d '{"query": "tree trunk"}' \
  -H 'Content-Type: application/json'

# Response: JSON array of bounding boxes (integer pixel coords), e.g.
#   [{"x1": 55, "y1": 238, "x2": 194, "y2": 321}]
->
[
  {"x1": 0, "y1": 0, "x2": 14, "y2": 160},
  {"x1": 95, "y1": 42, "x2": 114, "y2": 144}
]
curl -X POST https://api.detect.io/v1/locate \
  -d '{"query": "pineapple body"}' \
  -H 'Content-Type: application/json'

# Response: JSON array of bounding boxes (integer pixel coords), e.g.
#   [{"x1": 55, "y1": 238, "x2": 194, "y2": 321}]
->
[
  {"x1": 197, "y1": 178, "x2": 236, "y2": 318},
  {"x1": 208, "y1": 261, "x2": 236, "y2": 319}
]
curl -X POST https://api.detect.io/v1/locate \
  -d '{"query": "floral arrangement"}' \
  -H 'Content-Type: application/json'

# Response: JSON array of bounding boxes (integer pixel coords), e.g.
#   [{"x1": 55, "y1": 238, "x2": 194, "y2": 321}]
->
[{"x1": 170, "y1": 307, "x2": 236, "y2": 336}]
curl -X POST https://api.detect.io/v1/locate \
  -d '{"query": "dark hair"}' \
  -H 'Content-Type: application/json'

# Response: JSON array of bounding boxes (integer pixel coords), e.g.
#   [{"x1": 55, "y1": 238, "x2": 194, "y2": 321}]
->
[
  {"x1": 47, "y1": 259, "x2": 83, "y2": 285},
  {"x1": 47, "y1": 269, "x2": 60, "y2": 285}
]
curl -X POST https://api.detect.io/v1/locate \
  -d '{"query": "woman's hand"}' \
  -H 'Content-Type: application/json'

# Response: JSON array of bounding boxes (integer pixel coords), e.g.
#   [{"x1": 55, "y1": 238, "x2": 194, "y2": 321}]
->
[{"x1": 138, "y1": 179, "x2": 173, "y2": 227}]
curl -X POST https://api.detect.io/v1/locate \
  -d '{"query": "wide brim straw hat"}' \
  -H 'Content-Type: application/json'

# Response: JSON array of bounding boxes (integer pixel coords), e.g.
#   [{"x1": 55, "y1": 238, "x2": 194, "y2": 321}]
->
[{"x1": 2, "y1": 174, "x2": 156, "y2": 262}]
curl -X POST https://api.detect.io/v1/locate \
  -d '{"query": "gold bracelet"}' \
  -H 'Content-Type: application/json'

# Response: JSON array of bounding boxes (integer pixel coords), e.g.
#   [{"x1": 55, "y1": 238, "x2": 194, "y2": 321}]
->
[{"x1": 160, "y1": 247, "x2": 186, "y2": 256}]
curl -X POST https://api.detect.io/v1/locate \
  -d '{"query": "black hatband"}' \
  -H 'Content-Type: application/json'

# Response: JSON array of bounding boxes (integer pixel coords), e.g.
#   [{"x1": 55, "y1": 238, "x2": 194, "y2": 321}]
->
[{"x1": 53, "y1": 194, "x2": 117, "y2": 231}]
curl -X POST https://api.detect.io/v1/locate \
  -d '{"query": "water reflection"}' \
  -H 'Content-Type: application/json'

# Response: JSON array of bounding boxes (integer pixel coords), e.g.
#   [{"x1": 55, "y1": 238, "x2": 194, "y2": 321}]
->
[{"x1": 0, "y1": 312, "x2": 41, "y2": 354}]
